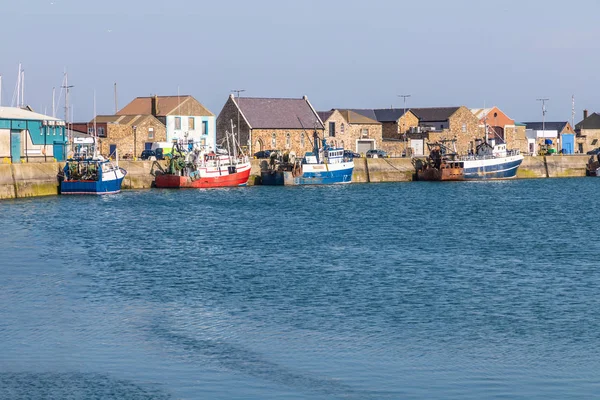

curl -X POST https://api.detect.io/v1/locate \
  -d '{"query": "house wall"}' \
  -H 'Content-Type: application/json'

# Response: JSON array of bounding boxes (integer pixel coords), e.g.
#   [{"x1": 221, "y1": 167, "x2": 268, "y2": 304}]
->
[
  {"x1": 322, "y1": 110, "x2": 383, "y2": 152},
  {"x1": 506, "y1": 125, "x2": 528, "y2": 154},
  {"x1": 216, "y1": 96, "x2": 251, "y2": 151},
  {"x1": 381, "y1": 112, "x2": 419, "y2": 139},
  {"x1": 97, "y1": 117, "x2": 166, "y2": 158},
  {"x1": 166, "y1": 115, "x2": 216, "y2": 150},
  {"x1": 251, "y1": 128, "x2": 324, "y2": 155},
  {"x1": 423, "y1": 106, "x2": 482, "y2": 154},
  {"x1": 578, "y1": 129, "x2": 600, "y2": 153}
]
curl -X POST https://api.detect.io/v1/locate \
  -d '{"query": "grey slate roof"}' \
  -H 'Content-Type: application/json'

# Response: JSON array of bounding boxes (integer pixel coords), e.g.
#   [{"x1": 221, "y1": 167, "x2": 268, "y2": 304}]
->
[
  {"x1": 575, "y1": 113, "x2": 600, "y2": 130},
  {"x1": 410, "y1": 107, "x2": 460, "y2": 122},
  {"x1": 523, "y1": 121, "x2": 569, "y2": 132},
  {"x1": 237, "y1": 97, "x2": 323, "y2": 130},
  {"x1": 318, "y1": 110, "x2": 334, "y2": 122},
  {"x1": 350, "y1": 109, "x2": 408, "y2": 122}
]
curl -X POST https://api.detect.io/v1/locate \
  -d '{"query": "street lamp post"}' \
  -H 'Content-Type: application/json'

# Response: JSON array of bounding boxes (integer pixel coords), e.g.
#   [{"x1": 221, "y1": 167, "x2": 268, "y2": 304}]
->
[{"x1": 398, "y1": 94, "x2": 411, "y2": 157}]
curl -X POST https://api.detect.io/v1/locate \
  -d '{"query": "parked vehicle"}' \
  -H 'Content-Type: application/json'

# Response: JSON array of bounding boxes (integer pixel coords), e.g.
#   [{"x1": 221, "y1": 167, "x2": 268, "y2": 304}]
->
[
  {"x1": 140, "y1": 149, "x2": 165, "y2": 160},
  {"x1": 343, "y1": 150, "x2": 361, "y2": 158},
  {"x1": 587, "y1": 147, "x2": 600, "y2": 155},
  {"x1": 254, "y1": 149, "x2": 279, "y2": 159},
  {"x1": 366, "y1": 149, "x2": 388, "y2": 158}
]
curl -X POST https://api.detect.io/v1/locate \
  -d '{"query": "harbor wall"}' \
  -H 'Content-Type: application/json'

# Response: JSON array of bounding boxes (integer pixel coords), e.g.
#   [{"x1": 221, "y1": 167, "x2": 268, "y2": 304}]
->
[{"x1": 0, "y1": 155, "x2": 594, "y2": 200}]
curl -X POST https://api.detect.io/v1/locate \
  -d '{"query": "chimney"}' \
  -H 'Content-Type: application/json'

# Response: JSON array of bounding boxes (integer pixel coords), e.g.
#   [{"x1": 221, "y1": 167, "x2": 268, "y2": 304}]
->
[
  {"x1": 584, "y1": 109, "x2": 588, "y2": 120},
  {"x1": 151, "y1": 95, "x2": 159, "y2": 116}
]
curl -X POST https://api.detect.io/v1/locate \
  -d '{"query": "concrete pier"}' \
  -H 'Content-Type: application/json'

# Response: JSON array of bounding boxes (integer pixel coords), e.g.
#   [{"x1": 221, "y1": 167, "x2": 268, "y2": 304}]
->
[{"x1": 0, "y1": 155, "x2": 594, "y2": 200}]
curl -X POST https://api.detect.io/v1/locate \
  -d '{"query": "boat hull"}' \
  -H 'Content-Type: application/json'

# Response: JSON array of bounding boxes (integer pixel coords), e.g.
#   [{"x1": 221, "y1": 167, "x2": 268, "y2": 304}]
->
[
  {"x1": 60, "y1": 167, "x2": 126, "y2": 195},
  {"x1": 462, "y1": 155, "x2": 524, "y2": 180},
  {"x1": 155, "y1": 167, "x2": 251, "y2": 188},
  {"x1": 417, "y1": 166, "x2": 464, "y2": 181},
  {"x1": 61, "y1": 176, "x2": 124, "y2": 195},
  {"x1": 261, "y1": 162, "x2": 354, "y2": 186}
]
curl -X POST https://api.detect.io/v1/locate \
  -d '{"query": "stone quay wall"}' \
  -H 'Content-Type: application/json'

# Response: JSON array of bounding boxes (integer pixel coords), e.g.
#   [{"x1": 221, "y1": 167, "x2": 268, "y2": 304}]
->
[{"x1": 0, "y1": 155, "x2": 593, "y2": 200}]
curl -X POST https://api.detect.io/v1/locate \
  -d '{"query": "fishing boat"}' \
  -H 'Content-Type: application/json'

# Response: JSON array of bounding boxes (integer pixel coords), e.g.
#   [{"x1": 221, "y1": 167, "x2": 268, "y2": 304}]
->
[
  {"x1": 414, "y1": 138, "x2": 523, "y2": 181},
  {"x1": 60, "y1": 155, "x2": 127, "y2": 194},
  {"x1": 154, "y1": 138, "x2": 251, "y2": 189},
  {"x1": 261, "y1": 131, "x2": 354, "y2": 185}
]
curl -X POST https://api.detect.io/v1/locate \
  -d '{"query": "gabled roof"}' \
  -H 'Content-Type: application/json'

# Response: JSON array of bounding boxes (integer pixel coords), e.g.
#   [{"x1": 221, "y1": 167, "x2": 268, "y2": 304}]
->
[
  {"x1": 0, "y1": 106, "x2": 61, "y2": 121},
  {"x1": 318, "y1": 110, "x2": 334, "y2": 122},
  {"x1": 350, "y1": 109, "x2": 379, "y2": 121},
  {"x1": 90, "y1": 114, "x2": 158, "y2": 126},
  {"x1": 236, "y1": 97, "x2": 323, "y2": 129},
  {"x1": 338, "y1": 110, "x2": 380, "y2": 124},
  {"x1": 410, "y1": 107, "x2": 460, "y2": 122},
  {"x1": 471, "y1": 108, "x2": 493, "y2": 119},
  {"x1": 575, "y1": 113, "x2": 600, "y2": 130},
  {"x1": 117, "y1": 95, "x2": 213, "y2": 117},
  {"x1": 350, "y1": 108, "x2": 408, "y2": 122},
  {"x1": 523, "y1": 121, "x2": 569, "y2": 132}
]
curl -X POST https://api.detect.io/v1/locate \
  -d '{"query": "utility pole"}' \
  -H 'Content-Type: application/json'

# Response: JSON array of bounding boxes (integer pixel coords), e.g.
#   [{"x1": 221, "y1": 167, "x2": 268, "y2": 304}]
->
[
  {"x1": 231, "y1": 89, "x2": 245, "y2": 151},
  {"x1": 537, "y1": 98, "x2": 549, "y2": 151},
  {"x1": 62, "y1": 72, "x2": 74, "y2": 149},
  {"x1": 398, "y1": 94, "x2": 411, "y2": 157}
]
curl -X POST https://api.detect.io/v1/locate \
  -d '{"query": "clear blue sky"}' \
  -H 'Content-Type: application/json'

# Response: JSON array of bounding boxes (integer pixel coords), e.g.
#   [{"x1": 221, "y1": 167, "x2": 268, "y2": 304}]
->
[{"x1": 1, "y1": 0, "x2": 598, "y2": 124}]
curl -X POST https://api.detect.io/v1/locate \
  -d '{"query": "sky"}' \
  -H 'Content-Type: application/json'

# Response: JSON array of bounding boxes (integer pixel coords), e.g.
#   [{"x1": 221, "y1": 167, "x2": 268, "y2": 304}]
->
[{"x1": 0, "y1": 0, "x2": 599, "y2": 124}]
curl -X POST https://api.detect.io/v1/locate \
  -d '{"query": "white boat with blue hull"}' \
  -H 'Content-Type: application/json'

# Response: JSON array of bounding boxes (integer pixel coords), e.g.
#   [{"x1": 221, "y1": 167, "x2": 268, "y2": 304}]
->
[
  {"x1": 415, "y1": 139, "x2": 523, "y2": 181},
  {"x1": 261, "y1": 134, "x2": 354, "y2": 186},
  {"x1": 60, "y1": 156, "x2": 127, "y2": 195},
  {"x1": 462, "y1": 143, "x2": 523, "y2": 180}
]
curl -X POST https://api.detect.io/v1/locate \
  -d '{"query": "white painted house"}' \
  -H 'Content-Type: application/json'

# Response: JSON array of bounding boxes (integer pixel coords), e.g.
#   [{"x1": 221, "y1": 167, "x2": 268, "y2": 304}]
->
[{"x1": 117, "y1": 95, "x2": 216, "y2": 150}]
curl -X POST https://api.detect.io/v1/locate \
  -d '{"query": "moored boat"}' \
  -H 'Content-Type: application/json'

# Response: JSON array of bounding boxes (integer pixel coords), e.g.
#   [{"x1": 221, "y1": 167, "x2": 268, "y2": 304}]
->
[
  {"x1": 154, "y1": 143, "x2": 251, "y2": 189},
  {"x1": 261, "y1": 132, "x2": 354, "y2": 185},
  {"x1": 60, "y1": 156, "x2": 127, "y2": 195},
  {"x1": 414, "y1": 139, "x2": 523, "y2": 181}
]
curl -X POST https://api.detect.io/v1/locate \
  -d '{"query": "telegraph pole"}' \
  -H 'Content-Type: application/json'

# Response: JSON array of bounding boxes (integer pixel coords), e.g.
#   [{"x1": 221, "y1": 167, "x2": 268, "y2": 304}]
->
[
  {"x1": 537, "y1": 98, "x2": 549, "y2": 152},
  {"x1": 398, "y1": 94, "x2": 411, "y2": 157}
]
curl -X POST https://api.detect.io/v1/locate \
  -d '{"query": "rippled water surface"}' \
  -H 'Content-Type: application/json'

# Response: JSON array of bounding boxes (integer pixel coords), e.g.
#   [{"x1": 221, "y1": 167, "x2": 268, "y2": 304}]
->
[{"x1": 1, "y1": 179, "x2": 600, "y2": 399}]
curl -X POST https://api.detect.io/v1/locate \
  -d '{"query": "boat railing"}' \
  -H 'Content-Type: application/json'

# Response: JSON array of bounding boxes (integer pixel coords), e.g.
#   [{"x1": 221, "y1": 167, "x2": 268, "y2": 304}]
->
[{"x1": 459, "y1": 149, "x2": 521, "y2": 161}]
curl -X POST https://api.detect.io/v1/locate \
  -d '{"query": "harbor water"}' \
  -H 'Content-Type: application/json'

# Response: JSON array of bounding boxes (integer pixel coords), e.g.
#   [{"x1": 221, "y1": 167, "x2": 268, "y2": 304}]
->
[{"x1": 1, "y1": 179, "x2": 600, "y2": 399}]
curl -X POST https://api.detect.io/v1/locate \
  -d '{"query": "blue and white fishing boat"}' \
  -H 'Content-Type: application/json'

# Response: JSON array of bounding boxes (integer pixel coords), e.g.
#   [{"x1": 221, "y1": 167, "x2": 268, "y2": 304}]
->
[
  {"x1": 60, "y1": 155, "x2": 127, "y2": 195},
  {"x1": 261, "y1": 133, "x2": 354, "y2": 185},
  {"x1": 415, "y1": 139, "x2": 523, "y2": 181}
]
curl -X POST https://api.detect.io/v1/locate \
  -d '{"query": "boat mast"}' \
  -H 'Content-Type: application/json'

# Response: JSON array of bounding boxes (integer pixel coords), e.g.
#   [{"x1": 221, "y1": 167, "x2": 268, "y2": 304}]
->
[{"x1": 93, "y1": 89, "x2": 98, "y2": 158}]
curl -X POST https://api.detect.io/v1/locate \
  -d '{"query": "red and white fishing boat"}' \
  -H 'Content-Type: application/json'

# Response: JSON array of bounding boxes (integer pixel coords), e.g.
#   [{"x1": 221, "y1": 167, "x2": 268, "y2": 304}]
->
[{"x1": 155, "y1": 143, "x2": 251, "y2": 189}]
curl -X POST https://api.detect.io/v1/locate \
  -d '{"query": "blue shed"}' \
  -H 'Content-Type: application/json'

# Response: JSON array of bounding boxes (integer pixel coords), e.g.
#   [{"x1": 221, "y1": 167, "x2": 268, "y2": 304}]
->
[
  {"x1": 0, "y1": 107, "x2": 67, "y2": 162},
  {"x1": 561, "y1": 134, "x2": 575, "y2": 155}
]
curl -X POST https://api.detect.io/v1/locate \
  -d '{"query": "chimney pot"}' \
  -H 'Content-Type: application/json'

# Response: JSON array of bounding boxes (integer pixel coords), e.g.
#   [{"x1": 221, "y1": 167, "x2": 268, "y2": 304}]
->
[{"x1": 584, "y1": 109, "x2": 589, "y2": 120}]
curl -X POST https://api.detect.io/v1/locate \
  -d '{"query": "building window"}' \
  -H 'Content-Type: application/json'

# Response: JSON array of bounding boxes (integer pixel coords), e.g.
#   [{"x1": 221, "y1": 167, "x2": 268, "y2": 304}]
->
[
  {"x1": 341, "y1": 123, "x2": 345, "y2": 133},
  {"x1": 300, "y1": 133, "x2": 305, "y2": 148},
  {"x1": 175, "y1": 117, "x2": 181, "y2": 130},
  {"x1": 462, "y1": 123, "x2": 467, "y2": 133},
  {"x1": 202, "y1": 120, "x2": 208, "y2": 135},
  {"x1": 88, "y1": 127, "x2": 94, "y2": 135},
  {"x1": 329, "y1": 122, "x2": 336, "y2": 137},
  {"x1": 271, "y1": 133, "x2": 277, "y2": 148},
  {"x1": 361, "y1": 128, "x2": 369, "y2": 137},
  {"x1": 148, "y1": 127, "x2": 154, "y2": 140},
  {"x1": 592, "y1": 139, "x2": 598, "y2": 145},
  {"x1": 189, "y1": 117, "x2": 195, "y2": 130},
  {"x1": 97, "y1": 127, "x2": 105, "y2": 137},
  {"x1": 286, "y1": 132, "x2": 291, "y2": 149}
]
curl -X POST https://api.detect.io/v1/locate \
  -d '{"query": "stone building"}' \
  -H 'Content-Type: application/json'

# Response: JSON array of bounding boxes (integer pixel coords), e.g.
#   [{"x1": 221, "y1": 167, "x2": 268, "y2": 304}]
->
[
  {"x1": 471, "y1": 106, "x2": 529, "y2": 154},
  {"x1": 318, "y1": 109, "x2": 382, "y2": 154},
  {"x1": 411, "y1": 106, "x2": 482, "y2": 155},
  {"x1": 350, "y1": 109, "x2": 419, "y2": 155},
  {"x1": 117, "y1": 95, "x2": 215, "y2": 150},
  {"x1": 87, "y1": 114, "x2": 166, "y2": 158},
  {"x1": 575, "y1": 110, "x2": 600, "y2": 153},
  {"x1": 216, "y1": 95, "x2": 324, "y2": 155}
]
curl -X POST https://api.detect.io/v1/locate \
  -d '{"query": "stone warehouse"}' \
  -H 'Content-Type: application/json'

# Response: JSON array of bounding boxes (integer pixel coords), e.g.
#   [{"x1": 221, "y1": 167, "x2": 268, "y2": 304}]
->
[
  {"x1": 216, "y1": 95, "x2": 324, "y2": 155},
  {"x1": 575, "y1": 110, "x2": 600, "y2": 154},
  {"x1": 318, "y1": 109, "x2": 382, "y2": 154},
  {"x1": 83, "y1": 114, "x2": 166, "y2": 158}
]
